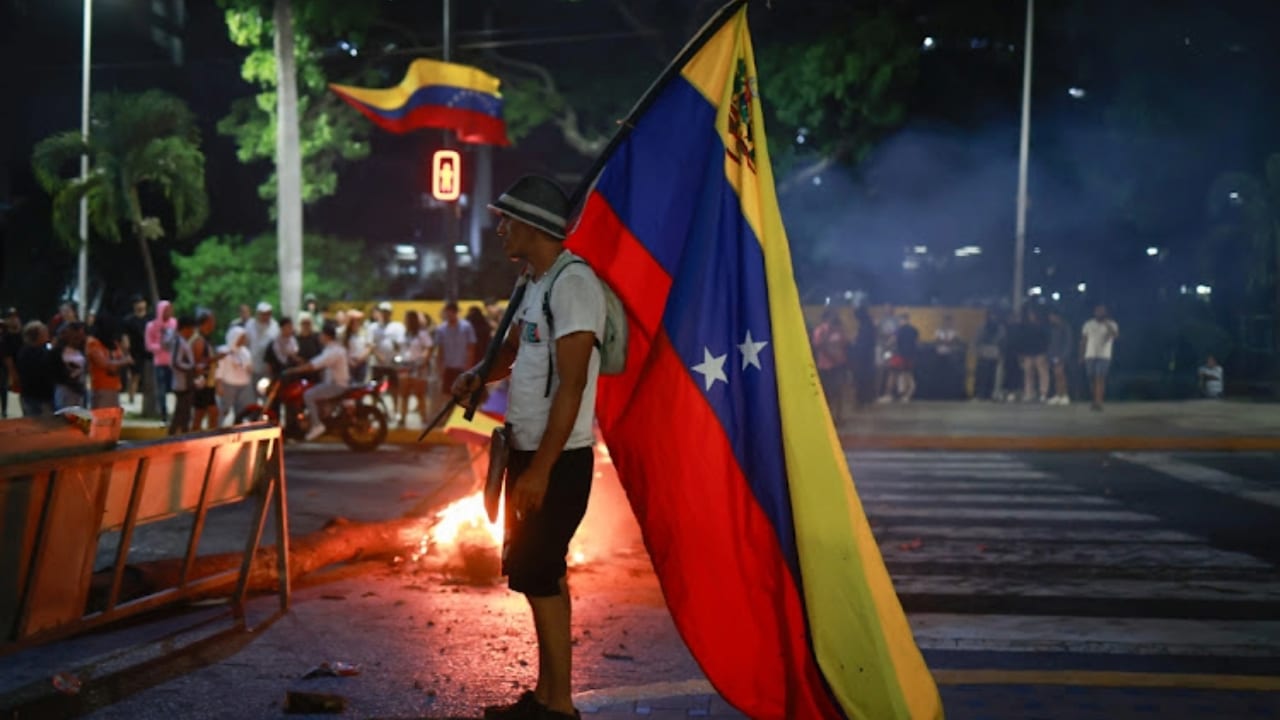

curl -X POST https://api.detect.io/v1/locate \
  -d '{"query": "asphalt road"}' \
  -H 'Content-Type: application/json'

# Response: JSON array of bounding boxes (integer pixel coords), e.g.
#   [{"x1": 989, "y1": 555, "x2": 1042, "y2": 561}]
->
[
  {"x1": 847, "y1": 450, "x2": 1280, "y2": 675},
  {"x1": 7, "y1": 446, "x2": 1279, "y2": 719}
]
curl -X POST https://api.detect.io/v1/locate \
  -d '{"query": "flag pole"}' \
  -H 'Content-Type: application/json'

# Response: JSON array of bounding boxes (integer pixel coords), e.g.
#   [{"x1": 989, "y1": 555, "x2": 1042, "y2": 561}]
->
[
  {"x1": 417, "y1": 272, "x2": 529, "y2": 441},
  {"x1": 568, "y1": 0, "x2": 748, "y2": 210},
  {"x1": 419, "y1": 0, "x2": 746, "y2": 442}
]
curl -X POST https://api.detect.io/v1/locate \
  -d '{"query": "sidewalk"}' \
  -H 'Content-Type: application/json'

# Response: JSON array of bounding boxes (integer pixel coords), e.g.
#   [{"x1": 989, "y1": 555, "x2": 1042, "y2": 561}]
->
[
  {"x1": 92, "y1": 392, "x2": 1280, "y2": 451},
  {"x1": 836, "y1": 399, "x2": 1280, "y2": 450}
]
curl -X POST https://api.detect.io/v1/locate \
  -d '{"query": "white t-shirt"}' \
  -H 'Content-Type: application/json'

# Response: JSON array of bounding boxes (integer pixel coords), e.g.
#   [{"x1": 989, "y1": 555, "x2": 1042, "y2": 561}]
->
[
  {"x1": 1081, "y1": 318, "x2": 1118, "y2": 359},
  {"x1": 1200, "y1": 365, "x2": 1224, "y2": 397},
  {"x1": 507, "y1": 254, "x2": 606, "y2": 452},
  {"x1": 370, "y1": 321, "x2": 405, "y2": 365},
  {"x1": 217, "y1": 345, "x2": 253, "y2": 386},
  {"x1": 314, "y1": 343, "x2": 350, "y2": 387}
]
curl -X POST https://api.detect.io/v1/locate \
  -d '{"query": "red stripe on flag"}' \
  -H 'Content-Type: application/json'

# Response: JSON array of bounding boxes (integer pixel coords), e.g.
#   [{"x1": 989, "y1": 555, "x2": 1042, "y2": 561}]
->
[
  {"x1": 569, "y1": 199, "x2": 841, "y2": 718},
  {"x1": 334, "y1": 90, "x2": 509, "y2": 145},
  {"x1": 568, "y1": 191, "x2": 672, "y2": 422},
  {"x1": 606, "y1": 333, "x2": 842, "y2": 720}
]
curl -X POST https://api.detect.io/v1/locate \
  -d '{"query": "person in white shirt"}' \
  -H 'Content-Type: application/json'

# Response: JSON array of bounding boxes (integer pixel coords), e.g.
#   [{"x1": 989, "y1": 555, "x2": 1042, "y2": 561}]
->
[
  {"x1": 217, "y1": 326, "x2": 254, "y2": 426},
  {"x1": 397, "y1": 309, "x2": 433, "y2": 427},
  {"x1": 452, "y1": 175, "x2": 604, "y2": 720},
  {"x1": 370, "y1": 301, "x2": 405, "y2": 397},
  {"x1": 286, "y1": 324, "x2": 350, "y2": 440},
  {"x1": 1080, "y1": 304, "x2": 1119, "y2": 411},
  {"x1": 244, "y1": 301, "x2": 280, "y2": 383},
  {"x1": 1199, "y1": 355, "x2": 1224, "y2": 398}
]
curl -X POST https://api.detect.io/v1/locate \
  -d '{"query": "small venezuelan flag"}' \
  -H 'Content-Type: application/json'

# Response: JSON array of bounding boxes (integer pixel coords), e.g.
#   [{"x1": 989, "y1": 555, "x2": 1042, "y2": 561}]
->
[
  {"x1": 566, "y1": 2, "x2": 942, "y2": 718},
  {"x1": 329, "y1": 58, "x2": 509, "y2": 145}
]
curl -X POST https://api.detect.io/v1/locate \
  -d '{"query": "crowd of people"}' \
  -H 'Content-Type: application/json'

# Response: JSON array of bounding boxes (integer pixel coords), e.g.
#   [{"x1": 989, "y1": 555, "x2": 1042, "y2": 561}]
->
[
  {"x1": 0, "y1": 295, "x2": 504, "y2": 437},
  {"x1": 811, "y1": 303, "x2": 1145, "y2": 419}
]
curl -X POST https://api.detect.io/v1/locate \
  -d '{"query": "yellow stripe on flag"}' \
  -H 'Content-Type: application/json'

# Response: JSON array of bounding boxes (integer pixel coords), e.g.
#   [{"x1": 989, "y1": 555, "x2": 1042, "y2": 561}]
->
[
  {"x1": 696, "y1": 8, "x2": 944, "y2": 719},
  {"x1": 329, "y1": 58, "x2": 502, "y2": 112}
]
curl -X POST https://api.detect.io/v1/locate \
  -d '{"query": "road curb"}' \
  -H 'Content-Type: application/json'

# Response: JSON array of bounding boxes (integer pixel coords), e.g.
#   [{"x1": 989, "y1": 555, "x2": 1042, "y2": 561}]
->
[
  {"x1": 118, "y1": 426, "x2": 456, "y2": 446},
  {"x1": 838, "y1": 435, "x2": 1280, "y2": 452},
  {"x1": 116, "y1": 426, "x2": 1280, "y2": 452}
]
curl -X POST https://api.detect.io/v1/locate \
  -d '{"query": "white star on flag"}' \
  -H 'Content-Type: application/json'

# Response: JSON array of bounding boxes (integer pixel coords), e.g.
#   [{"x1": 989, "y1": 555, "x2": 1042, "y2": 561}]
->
[
  {"x1": 691, "y1": 347, "x2": 728, "y2": 391},
  {"x1": 737, "y1": 330, "x2": 769, "y2": 370}
]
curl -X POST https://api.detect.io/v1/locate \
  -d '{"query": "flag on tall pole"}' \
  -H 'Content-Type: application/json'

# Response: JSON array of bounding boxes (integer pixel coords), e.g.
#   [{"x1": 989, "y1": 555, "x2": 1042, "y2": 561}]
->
[
  {"x1": 566, "y1": 2, "x2": 942, "y2": 718},
  {"x1": 329, "y1": 58, "x2": 510, "y2": 145}
]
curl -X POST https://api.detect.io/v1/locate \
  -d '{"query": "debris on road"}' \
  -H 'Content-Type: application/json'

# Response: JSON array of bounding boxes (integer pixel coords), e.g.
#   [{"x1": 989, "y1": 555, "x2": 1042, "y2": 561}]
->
[
  {"x1": 302, "y1": 661, "x2": 361, "y2": 679},
  {"x1": 52, "y1": 672, "x2": 82, "y2": 695},
  {"x1": 284, "y1": 690, "x2": 347, "y2": 714}
]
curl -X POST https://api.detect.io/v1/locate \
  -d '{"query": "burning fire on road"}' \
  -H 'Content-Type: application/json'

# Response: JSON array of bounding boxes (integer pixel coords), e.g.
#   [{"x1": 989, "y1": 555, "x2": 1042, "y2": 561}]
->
[{"x1": 404, "y1": 441, "x2": 617, "y2": 585}]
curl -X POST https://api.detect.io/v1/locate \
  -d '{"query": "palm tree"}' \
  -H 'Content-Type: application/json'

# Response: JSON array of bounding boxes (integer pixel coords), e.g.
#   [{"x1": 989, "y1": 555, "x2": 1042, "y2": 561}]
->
[{"x1": 31, "y1": 90, "x2": 209, "y2": 307}]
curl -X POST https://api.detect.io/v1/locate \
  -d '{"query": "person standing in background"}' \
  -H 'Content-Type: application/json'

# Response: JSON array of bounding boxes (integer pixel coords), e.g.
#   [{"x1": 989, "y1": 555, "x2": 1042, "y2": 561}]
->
[
  {"x1": 1046, "y1": 310, "x2": 1073, "y2": 405},
  {"x1": 245, "y1": 302, "x2": 280, "y2": 385},
  {"x1": 86, "y1": 314, "x2": 131, "y2": 409},
  {"x1": 217, "y1": 327, "x2": 254, "y2": 426},
  {"x1": 1018, "y1": 307, "x2": 1050, "y2": 403},
  {"x1": 398, "y1": 309, "x2": 434, "y2": 428},
  {"x1": 1081, "y1": 304, "x2": 1119, "y2": 411},
  {"x1": 121, "y1": 296, "x2": 150, "y2": 405},
  {"x1": 811, "y1": 308, "x2": 849, "y2": 422},
  {"x1": 167, "y1": 316, "x2": 197, "y2": 435},
  {"x1": 16, "y1": 321, "x2": 55, "y2": 417},
  {"x1": 51, "y1": 322, "x2": 88, "y2": 410},
  {"x1": 432, "y1": 301, "x2": 476, "y2": 408},
  {"x1": 850, "y1": 305, "x2": 877, "y2": 409},
  {"x1": 974, "y1": 312, "x2": 1005, "y2": 401},
  {"x1": 0, "y1": 307, "x2": 21, "y2": 417},
  {"x1": 369, "y1": 302, "x2": 405, "y2": 396},
  {"x1": 189, "y1": 311, "x2": 223, "y2": 431},
  {"x1": 145, "y1": 300, "x2": 177, "y2": 422},
  {"x1": 1198, "y1": 355, "x2": 1224, "y2": 399}
]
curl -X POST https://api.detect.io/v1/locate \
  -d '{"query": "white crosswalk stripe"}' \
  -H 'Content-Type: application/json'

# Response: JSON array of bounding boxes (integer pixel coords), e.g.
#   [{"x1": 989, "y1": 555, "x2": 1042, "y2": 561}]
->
[
  {"x1": 846, "y1": 450, "x2": 1280, "y2": 657},
  {"x1": 1113, "y1": 452, "x2": 1280, "y2": 510}
]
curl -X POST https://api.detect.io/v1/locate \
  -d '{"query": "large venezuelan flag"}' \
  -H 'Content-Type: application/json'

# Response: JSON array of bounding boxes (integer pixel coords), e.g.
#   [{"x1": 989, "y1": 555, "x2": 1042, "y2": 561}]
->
[
  {"x1": 565, "y1": 3, "x2": 942, "y2": 718},
  {"x1": 329, "y1": 58, "x2": 509, "y2": 145}
]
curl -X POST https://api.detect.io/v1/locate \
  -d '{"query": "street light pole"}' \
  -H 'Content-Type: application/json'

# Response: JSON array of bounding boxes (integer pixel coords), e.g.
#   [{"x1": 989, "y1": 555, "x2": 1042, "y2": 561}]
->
[
  {"x1": 441, "y1": 0, "x2": 460, "y2": 301},
  {"x1": 78, "y1": 0, "x2": 93, "y2": 317},
  {"x1": 1013, "y1": 0, "x2": 1034, "y2": 314}
]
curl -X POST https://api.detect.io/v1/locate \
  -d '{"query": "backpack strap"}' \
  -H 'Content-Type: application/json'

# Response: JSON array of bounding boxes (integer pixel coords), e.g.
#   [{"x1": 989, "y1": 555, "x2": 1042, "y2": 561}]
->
[{"x1": 541, "y1": 254, "x2": 603, "y2": 397}]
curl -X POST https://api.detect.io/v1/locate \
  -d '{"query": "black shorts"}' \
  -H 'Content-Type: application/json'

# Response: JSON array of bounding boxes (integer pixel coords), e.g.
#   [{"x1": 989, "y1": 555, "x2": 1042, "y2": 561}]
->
[
  {"x1": 194, "y1": 387, "x2": 218, "y2": 409},
  {"x1": 502, "y1": 446, "x2": 593, "y2": 597}
]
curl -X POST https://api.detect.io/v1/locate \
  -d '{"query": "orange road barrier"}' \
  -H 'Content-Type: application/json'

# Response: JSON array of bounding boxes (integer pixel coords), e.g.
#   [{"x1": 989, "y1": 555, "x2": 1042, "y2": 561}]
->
[{"x1": 1, "y1": 414, "x2": 289, "y2": 654}]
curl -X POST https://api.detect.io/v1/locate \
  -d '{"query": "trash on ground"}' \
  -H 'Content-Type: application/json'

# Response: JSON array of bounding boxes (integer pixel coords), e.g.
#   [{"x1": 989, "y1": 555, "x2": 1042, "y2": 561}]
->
[
  {"x1": 285, "y1": 690, "x2": 347, "y2": 714},
  {"x1": 52, "y1": 672, "x2": 81, "y2": 695},
  {"x1": 302, "y1": 661, "x2": 361, "y2": 679}
]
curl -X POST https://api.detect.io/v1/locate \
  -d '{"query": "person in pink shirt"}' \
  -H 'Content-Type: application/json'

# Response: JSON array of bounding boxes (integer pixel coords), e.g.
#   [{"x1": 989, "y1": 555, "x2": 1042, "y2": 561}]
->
[
  {"x1": 811, "y1": 307, "x2": 850, "y2": 423},
  {"x1": 144, "y1": 300, "x2": 176, "y2": 422}
]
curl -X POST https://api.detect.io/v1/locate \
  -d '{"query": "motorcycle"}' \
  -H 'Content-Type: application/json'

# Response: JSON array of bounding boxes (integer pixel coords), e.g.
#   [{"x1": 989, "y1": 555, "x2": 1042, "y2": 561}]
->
[{"x1": 237, "y1": 375, "x2": 390, "y2": 452}]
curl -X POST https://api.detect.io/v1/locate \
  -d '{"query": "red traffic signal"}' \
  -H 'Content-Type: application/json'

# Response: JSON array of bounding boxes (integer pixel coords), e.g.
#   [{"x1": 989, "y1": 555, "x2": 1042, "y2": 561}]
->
[{"x1": 431, "y1": 150, "x2": 462, "y2": 202}]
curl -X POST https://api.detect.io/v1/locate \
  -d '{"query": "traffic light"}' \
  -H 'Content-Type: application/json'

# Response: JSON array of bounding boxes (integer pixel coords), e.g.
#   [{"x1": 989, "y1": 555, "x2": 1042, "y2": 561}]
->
[{"x1": 431, "y1": 149, "x2": 462, "y2": 202}]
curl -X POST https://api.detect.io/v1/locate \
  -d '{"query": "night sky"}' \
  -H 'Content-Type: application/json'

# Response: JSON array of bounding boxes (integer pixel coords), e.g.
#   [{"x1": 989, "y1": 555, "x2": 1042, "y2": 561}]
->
[{"x1": 3, "y1": 0, "x2": 1280, "y2": 335}]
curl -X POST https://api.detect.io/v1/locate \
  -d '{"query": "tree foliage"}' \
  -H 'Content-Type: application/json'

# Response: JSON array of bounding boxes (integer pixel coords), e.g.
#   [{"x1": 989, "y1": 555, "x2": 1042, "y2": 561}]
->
[
  {"x1": 31, "y1": 90, "x2": 209, "y2": 306},
  {"x1": 217, "y1": 0, "x2": 374, "y2": 212},
  {"x1": 170, "y1": 233, "x2": 381, "y2": 322},
  {"x1": 759, "y1": 8, "x2": 918, "y2": 177},
  {"x1": 1207, "y1": 155, "x2": 1280, "y2": 293}
]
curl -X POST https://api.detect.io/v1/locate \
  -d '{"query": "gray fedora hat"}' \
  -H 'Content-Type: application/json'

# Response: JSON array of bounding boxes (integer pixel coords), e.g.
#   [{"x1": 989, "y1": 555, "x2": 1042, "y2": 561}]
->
[{"x1": 489, "y1": 175, "x2": 570, "y2": 240}]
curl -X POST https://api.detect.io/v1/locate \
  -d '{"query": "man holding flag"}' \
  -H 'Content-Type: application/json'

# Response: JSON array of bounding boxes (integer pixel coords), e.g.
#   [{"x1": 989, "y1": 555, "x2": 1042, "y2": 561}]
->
[
  {"x1": 449, "y1": 1, "x2": 939, "y2": 717},
  {"x1": 453, "y1": 176, "x2": 606, "y2": 720}
]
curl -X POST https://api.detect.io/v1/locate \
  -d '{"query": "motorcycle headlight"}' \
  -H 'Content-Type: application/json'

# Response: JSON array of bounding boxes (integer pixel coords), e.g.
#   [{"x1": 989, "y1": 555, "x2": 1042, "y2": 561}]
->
[{"x1": 257, "y1": 377, "x2": 272, "y2": 395}]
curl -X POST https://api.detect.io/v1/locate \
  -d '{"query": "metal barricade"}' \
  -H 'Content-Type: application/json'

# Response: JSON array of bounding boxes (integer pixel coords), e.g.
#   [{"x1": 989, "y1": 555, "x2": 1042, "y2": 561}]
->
[{"x1": 0, "y1": 422, "x2": 289, "y2": 653}]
